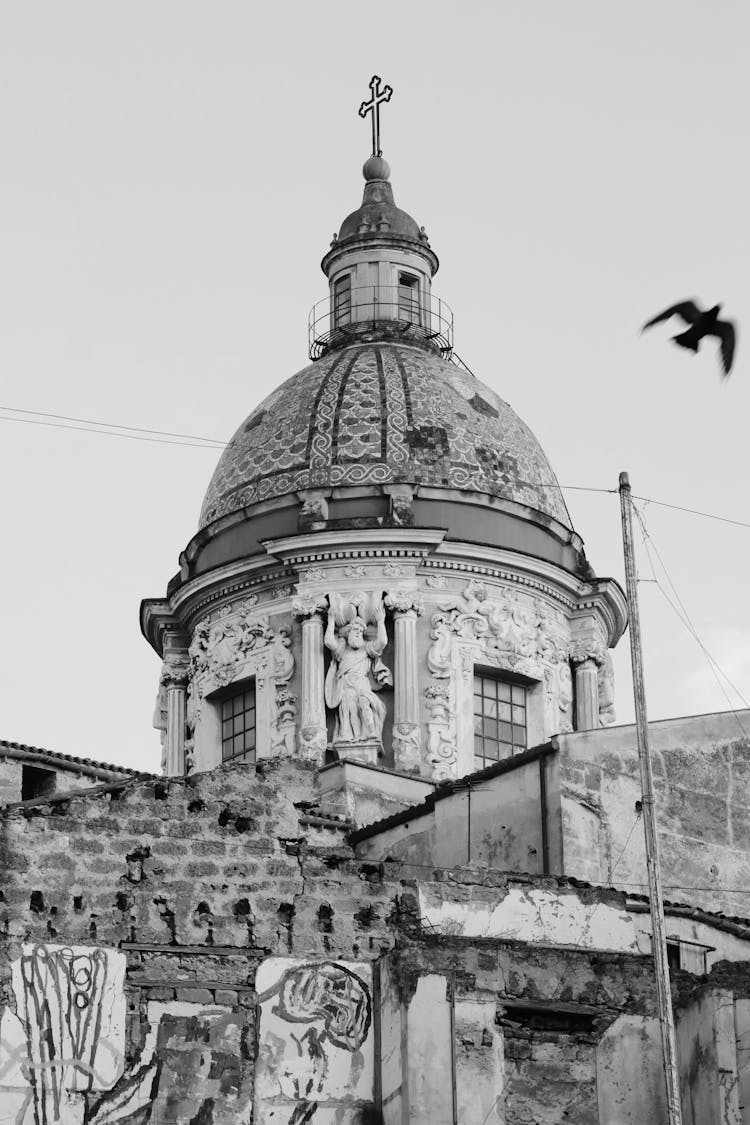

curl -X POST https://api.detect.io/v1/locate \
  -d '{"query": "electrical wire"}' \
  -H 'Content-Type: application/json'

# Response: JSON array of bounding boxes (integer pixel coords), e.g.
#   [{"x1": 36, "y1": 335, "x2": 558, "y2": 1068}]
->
[
  {"x1": 0, "y1": 404, "x2": 225, "y2": 445},
  {"x1": 633, "y1": 502, "x2": 750, "y2": 733},
  {"x1": 633, "y1": 494, "x2": 750, "y2": 531},
  {"x1": 1, "y1": 404, "x2": 749, "y2": 532},
  {"x1": 550, "y1": 811, "x2": 643, "y2": 1001},
  {"x1": 0, "y1": 413, "x2": 224, "y2": 450}
]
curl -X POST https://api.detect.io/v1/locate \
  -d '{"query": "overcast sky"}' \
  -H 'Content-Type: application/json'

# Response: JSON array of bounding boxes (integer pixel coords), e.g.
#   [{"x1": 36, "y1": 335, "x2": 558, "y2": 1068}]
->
[{"x1": 1, "y1": 1, "x2": 748, "y2": 774}]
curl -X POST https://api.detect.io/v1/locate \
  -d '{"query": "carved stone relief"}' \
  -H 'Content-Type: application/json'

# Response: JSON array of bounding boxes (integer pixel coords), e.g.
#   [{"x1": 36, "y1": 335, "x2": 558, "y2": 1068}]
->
[
  {"x1": 598, "y1": 650, "x2": 616, "y2": 726},
  {"x1": 424, "y1": 579, "x2": 574, "y2": 765},
  {"x1": 324, "y1": 592, "x2": 392, "y2": 754},
  {"x1": 187, "y1": 599, "x2": 296, "y2": 762},
  {"x1": 425, "y1": 681, "x2": 458, "y2": 781},
  {"x1": 384, "y1": 587, "x2": 424, "y2": 617}
]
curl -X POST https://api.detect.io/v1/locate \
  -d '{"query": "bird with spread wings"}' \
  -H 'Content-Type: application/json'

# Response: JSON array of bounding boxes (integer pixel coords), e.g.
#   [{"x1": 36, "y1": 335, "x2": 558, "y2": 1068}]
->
[{"x1": 642, "y1": 299, "x2": 736, "y2": 378}]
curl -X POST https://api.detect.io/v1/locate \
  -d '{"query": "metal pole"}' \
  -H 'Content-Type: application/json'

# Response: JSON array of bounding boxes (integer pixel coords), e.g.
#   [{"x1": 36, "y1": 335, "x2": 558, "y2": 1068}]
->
[{"x1": 619, "y1": 471, "x2": 683, "y2": 1124}]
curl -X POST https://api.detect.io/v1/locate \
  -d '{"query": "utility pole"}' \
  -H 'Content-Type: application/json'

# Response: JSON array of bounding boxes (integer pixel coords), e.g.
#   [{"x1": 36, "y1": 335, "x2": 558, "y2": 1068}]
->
[{"x1": 619, "y1": 471, "x2": 683, "y2": 1124}]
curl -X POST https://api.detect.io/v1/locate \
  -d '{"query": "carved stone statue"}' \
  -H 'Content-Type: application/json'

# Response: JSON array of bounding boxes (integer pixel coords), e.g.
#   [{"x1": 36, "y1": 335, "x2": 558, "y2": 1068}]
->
[{"x1": 324, "y1": 594, "x2": 392, "y2": 746}]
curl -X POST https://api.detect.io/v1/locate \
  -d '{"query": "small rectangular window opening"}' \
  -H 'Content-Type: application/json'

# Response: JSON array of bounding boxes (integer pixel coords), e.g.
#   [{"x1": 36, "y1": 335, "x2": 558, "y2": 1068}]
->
[
  {"x1": 473, "y1": 672, "x2": 528, "y2": 770},
  {"x1": 333, "y1": 276, "x2": 351, "y2": 327},
  {"x1": 221, "y1": 682, "x2": 257, "y2": 765},
  {"x1": 22, "y1": 765, "x2": 56, "y2": 801},
  {"x1": 398, "y1": 272, "x2": 421, "y2": 324}
]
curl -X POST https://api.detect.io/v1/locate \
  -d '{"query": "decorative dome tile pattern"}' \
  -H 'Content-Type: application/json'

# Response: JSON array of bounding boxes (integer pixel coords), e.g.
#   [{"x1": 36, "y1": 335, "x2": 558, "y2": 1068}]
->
[{"x1": 200, "y1": 344, "x2": 571, "y2": 529}]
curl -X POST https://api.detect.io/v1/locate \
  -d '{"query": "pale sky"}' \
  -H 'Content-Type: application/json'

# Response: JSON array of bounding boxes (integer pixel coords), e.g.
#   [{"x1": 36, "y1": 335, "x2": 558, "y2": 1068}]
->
[{"x1": 1, "y1": 2, "x2": 748, "y2": 773}]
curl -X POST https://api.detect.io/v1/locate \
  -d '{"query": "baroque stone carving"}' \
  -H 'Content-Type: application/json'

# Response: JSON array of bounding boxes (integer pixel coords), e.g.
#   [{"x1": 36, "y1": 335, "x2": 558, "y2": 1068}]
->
[
  {"x1": 557, "y1": 661, "x2": 574, "y2": 732},
  {"x1": 384, "y1": 587, "x2": 424, "y2": 616},
  {"x1": 569, "y1": 637, "x2": 607, "y2": 666},
  {"x1": 383, "y1": 561, "x2": 406, "y2": 577},
  {"x1": 272, "y1": 585, "x2": 293, "y2": 600},
  {"x1": 292, "y1": 595, "x2": 328, "y2": 620},
  {"x1": 299, "y1": 495, "x2": 328, "y2": 531},
  {"x1": 324, "y1": 592, "x2": 392, "y2": 745},
  {"x1": 271, "y1": 689, "x2": 298, "y2": 754},
  {"x1": 598, "y1": 650, "x2": 616, "y2": 726},
  {"x1": 389, "y1": 494, "x2": 414, "y2": 526},
  {"x1": 393, "y1": 722, "x2": 421, "y2": 773},
  {"x1": 425, "y1": 574, "x2": 448, "y2": 589},
  {"x1": 189, "y1": 610, "x2": 273, "y2": 689},
  {"x1": 299, "y1": 727, "x2": 327, "y2": 761},
  {"x1": 425, "y1": 681, "x2": 458, "y2": 781},
  {"x1": 152, "y1": 684, "x2": 168, "y2": 771},
  {"x1": 188, "y1": 605, "x2": 296, "y2": 753},
  {"x1": 303, "y1": 567, "x2": 326, "y2": 583},
  {"x1": 343, "y1": 564, "x2": 367, "y2": 578},
  {"x1": 427, "y1": 613, "x2": 453, "y2": 677},
  {"x1": 430, "y1": 579, "x2": 566, "y2": 666}
]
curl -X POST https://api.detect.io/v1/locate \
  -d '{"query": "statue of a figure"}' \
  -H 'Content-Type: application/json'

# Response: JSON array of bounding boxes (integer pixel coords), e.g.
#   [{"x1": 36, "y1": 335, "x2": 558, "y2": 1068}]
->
[{"x1": 324, "y1": 598, "x2": 392, "y2": 743}]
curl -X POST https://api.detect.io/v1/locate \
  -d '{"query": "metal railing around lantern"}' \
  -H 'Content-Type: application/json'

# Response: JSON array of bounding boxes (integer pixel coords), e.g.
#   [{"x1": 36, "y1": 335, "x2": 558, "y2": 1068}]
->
[{"x1": 308, "y1": 285, "x2": 454, "y2": 361}]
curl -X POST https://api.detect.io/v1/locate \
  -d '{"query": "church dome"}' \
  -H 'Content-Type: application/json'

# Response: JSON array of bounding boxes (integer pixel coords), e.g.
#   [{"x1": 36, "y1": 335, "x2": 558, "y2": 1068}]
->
[{"x1": 199, "y1": 340, "x2": 571, "y2": 530}]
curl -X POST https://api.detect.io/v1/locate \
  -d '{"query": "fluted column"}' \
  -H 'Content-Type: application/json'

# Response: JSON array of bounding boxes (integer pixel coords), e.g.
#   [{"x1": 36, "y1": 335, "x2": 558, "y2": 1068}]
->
[
  {"x1": 293, "y1": 596, "x2": 328, "y2": 763},
  {"x1": 160, "y1": 650, "x2": 189, "y2": 776},
  {"x1": 385, "y1": 589, "x2": 424, "y2": 773},
  {"x1": 570, "y1": 640, "x2": 606, "y2": 732}
]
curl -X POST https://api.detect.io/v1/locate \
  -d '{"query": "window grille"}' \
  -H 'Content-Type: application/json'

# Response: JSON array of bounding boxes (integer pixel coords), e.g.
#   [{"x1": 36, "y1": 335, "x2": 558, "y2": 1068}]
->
[
  {"x1": 221, "y1": 682, "x2": 257, "y2": 764},
  {"x1": 473, "y1": 673, "x2": 527, "y2": 769}
]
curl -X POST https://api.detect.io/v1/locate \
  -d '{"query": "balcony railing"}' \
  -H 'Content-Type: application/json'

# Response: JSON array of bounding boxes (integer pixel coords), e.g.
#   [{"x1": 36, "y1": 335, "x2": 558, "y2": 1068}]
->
[{"x1": 308, "y1": 286, "x2": 454, "y2": 361}]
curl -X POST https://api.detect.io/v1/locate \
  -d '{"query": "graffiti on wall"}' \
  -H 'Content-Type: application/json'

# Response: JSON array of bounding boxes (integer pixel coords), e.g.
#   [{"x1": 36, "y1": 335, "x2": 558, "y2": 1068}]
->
[
  {"x1": 0, "y1": 943, "x2": 126, "y2": 1125},
  {"x1": 0, "y1": 944, "x2": 252, "y2": 1125},
  {"x1": 255, "y1": 958, "x2": 374, "y2": 1124}
]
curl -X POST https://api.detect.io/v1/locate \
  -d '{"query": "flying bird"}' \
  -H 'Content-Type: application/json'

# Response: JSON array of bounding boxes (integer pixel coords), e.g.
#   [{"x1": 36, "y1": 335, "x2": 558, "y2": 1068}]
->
[{"x1": 641, "y1": 299, "x2": 736, "y2": 378}]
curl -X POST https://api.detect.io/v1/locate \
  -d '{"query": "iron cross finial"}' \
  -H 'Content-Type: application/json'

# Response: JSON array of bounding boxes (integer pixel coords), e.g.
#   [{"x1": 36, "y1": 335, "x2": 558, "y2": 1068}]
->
[{"x1": 358, "y1": 75, "x2": 393, "y2": 158}]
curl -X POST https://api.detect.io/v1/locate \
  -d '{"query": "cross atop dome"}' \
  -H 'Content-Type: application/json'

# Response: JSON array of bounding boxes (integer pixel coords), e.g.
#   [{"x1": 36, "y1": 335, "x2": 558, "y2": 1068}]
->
[{"x1": 358, "y1": 75, "x2": 392, "y2": 158}]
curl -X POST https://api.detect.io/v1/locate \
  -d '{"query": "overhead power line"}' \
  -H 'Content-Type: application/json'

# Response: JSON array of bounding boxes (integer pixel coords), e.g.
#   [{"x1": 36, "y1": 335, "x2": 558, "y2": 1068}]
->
[
  {"x1": 0, "y1": 404, "x2": 225, "y2": 444},
  {"x1": 0, "y1": 409, "x2": 225, "y2": 450},
  {"x1": 1, "y1": 404, "x2": 749, "y2": 532}
]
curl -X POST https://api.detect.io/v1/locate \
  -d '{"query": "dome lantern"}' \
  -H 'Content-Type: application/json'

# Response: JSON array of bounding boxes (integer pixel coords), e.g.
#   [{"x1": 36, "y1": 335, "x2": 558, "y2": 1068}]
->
[{"x1": 310, "y1": 78, "x2": 451, "y2": 360}]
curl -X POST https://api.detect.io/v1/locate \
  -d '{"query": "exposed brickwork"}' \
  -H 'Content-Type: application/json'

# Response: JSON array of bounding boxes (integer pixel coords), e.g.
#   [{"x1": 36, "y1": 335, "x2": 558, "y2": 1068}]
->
[{"x1": 1, "y1": 757, "x2": 739, "y2": 1123}]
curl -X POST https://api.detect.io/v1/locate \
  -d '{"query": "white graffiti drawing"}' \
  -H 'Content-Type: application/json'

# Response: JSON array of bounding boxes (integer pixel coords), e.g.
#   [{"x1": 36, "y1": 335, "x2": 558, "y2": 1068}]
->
[
  {"x1": 0, "y1": 944, "x2": 127, "y2": 1125},
  {"x1": 255, "y1": 959, "x2": 374, "y2": 1125}
]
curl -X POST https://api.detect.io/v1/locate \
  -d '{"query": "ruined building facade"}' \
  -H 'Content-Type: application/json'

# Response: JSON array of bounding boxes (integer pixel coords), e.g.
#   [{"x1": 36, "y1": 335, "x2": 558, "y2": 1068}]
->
[{"x1": 2, "y1": 133, "x2": 750, "y2": 1125}]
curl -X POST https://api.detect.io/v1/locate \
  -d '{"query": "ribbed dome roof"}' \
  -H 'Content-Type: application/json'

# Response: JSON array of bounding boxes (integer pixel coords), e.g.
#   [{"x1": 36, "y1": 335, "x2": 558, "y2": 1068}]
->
[
  {"x1": 200, "y1": 342, "x2": 571, "y2": 530},
  {"x1": 337, "y1": 175, "x2": 425, "y2": 244}
]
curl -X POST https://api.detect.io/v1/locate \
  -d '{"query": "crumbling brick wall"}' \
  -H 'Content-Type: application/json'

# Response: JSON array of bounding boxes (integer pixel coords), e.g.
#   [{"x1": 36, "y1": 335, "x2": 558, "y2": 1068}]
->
[{"x1": 0, "y1": 757, "x2": 694, "y2": 1124}]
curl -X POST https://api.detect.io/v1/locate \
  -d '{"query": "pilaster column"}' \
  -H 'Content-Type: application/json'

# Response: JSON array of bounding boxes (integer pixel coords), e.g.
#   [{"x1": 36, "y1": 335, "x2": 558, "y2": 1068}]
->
[
  {"x1": 292, "y1": 596, "x2": 329, "y2": 763},
  {"x1": 570, "y1": 640, "x2": 607, "y2": 732},
  {"x1": 385, "y1": 589, "x2": 424, "y2": 773},
  {"x1": 160, "y1": 659, "x2": 189, "y2": 776}
]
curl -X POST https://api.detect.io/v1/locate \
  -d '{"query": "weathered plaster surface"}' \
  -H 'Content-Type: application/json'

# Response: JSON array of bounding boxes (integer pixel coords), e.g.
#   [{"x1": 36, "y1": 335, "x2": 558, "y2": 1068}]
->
[
  {"x1": 556, "y1": 715, "x2": 750, "y2": 917},
  {"x1": 596, "y1": 1014, "x2": 667, "y2": 1123},
  {"x1": 677, "y1": 988, "x2": 741, "y2": 1125},
  {"x1": 418, "y1": 882, "x2": 639, "y2": 951}
]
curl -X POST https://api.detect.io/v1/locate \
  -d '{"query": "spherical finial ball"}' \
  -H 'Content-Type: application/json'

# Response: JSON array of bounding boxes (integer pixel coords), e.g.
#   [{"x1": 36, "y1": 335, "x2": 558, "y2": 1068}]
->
[{"x1": 363, "y1": 155, "x2": 391, "y2": 182}]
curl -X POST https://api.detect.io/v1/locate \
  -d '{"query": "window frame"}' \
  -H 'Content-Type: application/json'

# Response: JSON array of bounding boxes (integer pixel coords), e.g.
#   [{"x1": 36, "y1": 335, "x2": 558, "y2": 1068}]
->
[
  {"x1": 333, "y1": 274, "x2": 352, "y2": 327},
  {"x1": 219, "y1": 678, "x2": 258, "y2": 766},
  {"x1": 398, "y1": 271, "x2": 422, "y2": 324},
  {"x1": 472, "y1": 669, "x2": 529, "y2": 770}
]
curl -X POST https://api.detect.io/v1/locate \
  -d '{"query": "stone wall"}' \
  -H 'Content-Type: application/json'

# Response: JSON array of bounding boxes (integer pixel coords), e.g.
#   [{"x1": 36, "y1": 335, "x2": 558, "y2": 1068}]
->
[
  {"x1": 554, "y1": 712, "x2": 750, "y2": 916},
  {"x1": 0, "y1": 758, "x2": 746, "y2": 1124}
]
